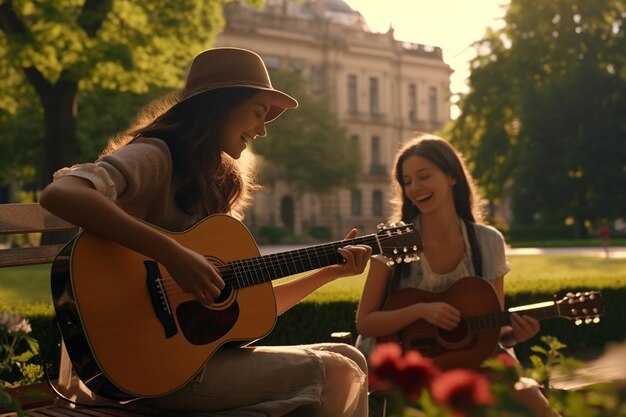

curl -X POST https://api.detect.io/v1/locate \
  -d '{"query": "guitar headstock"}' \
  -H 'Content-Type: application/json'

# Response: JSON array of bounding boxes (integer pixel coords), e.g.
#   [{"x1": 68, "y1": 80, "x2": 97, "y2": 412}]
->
[
  {"x1": 556, "y1": 291, "x2": 604, "y2": 325},
  {"x1": 375, "y1": 222, "x2": 422, "y2": 266}
]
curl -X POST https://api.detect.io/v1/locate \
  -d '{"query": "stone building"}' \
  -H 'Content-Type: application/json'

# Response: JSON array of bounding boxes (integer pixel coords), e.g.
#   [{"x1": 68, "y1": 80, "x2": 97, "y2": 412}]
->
[{"x1": 215, "y1": 0, "x2": 451, "y2": 240}]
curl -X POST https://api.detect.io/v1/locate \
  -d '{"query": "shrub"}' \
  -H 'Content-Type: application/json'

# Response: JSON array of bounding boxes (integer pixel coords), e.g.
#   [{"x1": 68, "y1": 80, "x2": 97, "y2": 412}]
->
[
  {"x1": 256, "y1": 225, "x2": 291, "y2": 244},
  {"x1": 308, "y1": 226, "x2": 332, "y2": 241}
]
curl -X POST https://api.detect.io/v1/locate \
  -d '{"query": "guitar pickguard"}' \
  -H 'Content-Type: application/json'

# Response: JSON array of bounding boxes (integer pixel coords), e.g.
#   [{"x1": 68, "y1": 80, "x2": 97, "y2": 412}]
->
[{"x1": 177, "y1": 289, "x2": 240, "y2": 346}]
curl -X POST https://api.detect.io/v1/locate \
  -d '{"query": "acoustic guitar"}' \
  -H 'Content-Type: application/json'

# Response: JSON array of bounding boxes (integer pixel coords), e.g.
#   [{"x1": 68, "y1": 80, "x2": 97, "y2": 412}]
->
[
  {"x1": 51, "y1": 215, "x2": 421, "y2": 400},
  {"x1": 377, "y1": 276, "x2": 603, "y2": 370}
]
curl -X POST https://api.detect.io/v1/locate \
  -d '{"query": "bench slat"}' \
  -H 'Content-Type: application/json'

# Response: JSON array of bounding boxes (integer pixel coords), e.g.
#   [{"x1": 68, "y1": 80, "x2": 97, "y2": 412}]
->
[
  {"x1": 0, "y1": 203, "x2": 76, "y2": 234},
  {"x1": 0, "y1": 244, "x2": 69, "y2": 267}
]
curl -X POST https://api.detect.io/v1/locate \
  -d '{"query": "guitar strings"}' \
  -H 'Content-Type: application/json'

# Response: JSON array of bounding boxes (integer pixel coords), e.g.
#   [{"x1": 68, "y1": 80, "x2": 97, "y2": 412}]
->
[
  {"x1": 158, "y1": 235, "x2": 382, "y2": 295},
  {"x1": 155, "y1": 232, "x2": 418, "y2": 298}
]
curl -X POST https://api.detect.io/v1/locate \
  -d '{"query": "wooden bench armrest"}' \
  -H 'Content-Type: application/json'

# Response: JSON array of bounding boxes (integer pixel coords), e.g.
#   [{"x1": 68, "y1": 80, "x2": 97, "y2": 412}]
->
[{"x1": 0, "y1": 203, "x2": 76, "y2": 234}]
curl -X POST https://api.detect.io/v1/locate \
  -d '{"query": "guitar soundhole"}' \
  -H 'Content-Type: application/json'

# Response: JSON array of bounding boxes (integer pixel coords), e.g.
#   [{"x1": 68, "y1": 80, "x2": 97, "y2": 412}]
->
[
  {"x1": 438, "y1": 318, "x2": 468, "y2": 343},
  {"x1": 214, "y1": 286, "x2": 232, "y2": 304}
]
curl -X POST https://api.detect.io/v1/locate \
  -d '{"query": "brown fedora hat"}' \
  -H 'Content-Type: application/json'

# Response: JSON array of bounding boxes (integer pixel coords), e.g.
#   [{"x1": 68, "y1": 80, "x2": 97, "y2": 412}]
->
[{"x1": 182, "y1": 47, "x2": 298, "y2": 122}]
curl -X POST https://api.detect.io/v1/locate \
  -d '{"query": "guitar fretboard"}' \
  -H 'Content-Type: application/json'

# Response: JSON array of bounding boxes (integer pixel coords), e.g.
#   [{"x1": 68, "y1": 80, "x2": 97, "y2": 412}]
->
[
  {"x1": 221, "y1": 235, "x2": 381, "y2": 289},
  {"x1": 468, "y1": 304, "x2": 559, "y2": 333}
]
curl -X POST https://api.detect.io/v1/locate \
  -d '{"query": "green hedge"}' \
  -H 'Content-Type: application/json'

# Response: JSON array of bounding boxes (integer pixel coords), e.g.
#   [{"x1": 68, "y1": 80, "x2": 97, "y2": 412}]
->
[
  {"x1": 506, "y1": 224, "x2": 579, "y2": 242},
  {"x1": 25, "y1": 288, "x2": 624, "y2": 378}
]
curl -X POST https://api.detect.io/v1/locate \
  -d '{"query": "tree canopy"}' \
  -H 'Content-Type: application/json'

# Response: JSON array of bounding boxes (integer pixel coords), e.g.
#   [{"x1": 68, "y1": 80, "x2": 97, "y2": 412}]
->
[
  {"x1": 252, "y1": 69, "x2": 359, "y2": 195},
  {"x1": 450, "y1": 0, "x2": 626, "y2": 237},
  {"x1": 0, "y1": 0, "x2": 261, "y2": 187}
]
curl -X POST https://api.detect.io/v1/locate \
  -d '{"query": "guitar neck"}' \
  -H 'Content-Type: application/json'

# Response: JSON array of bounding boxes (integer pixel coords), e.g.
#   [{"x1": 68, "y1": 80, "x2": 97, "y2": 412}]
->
[
  {"x1": 468, "y1": 303, "x2": 560, "y2": 333},
  {"x1": 222, "y1": 234, "x2": 381, "y2": 289}
]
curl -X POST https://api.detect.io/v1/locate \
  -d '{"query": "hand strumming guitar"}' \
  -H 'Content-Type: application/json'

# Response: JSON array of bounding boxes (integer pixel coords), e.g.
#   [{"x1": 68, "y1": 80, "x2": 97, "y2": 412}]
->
[
  {"x1": 418, "y1": 302, "x2": 462, "y2": 331},
  {"x1": 161, "y1": 244, "x2": 226, "y2": 307}
]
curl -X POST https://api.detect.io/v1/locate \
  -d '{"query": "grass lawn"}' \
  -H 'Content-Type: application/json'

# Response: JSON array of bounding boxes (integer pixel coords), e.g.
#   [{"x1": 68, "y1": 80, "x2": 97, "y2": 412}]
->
[
  {"x1": 1, "y1": 254, "x2": 625, "y2": 314},
  {"x1": 301, "y1": 254, "x2": 626, "y2": 303},
  {"x1": 0, "y1": 264, "x2": 54, "y2": 314}
]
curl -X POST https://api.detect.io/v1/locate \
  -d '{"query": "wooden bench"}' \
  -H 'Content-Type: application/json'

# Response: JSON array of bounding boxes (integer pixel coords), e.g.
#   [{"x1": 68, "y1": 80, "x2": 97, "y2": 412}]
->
[
  {"x1": 0, "y1": 203, "x2": 170, "y2": 417},
  {"x1": 0, "y1": 203, "x2": 79, "y2": 268}
]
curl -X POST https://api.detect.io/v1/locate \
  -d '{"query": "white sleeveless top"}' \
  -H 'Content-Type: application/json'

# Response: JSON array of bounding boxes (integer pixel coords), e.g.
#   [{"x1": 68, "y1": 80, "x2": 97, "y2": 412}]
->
[{"x1": 395, "y1": 219, "x2": 511, "y2": 292}]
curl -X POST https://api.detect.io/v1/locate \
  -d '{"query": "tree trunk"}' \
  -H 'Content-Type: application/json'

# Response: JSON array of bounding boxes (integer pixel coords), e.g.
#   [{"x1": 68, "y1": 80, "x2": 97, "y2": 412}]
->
[
  {"x1": 576, "y1": 217, "x2": 588, "y2": 240},
  {"x1": 39, "y1": 79, "x2": 79, "y2": 187},
  {"x1": 35, "y1": 79, "x2": 80, "y2": 246}
]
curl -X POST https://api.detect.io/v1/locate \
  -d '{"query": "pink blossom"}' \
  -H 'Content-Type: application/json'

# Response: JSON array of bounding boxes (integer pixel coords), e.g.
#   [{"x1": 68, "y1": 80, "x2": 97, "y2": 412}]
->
[
  {"x1": 494, "y1": 352, "x2": 517, "y2": 368},
  {"x1": 368, "y1": 343, "x2": 439, "y2": 400},
  {"x1": 431, "y1": 369, "x2": 496, "y2": 417}
]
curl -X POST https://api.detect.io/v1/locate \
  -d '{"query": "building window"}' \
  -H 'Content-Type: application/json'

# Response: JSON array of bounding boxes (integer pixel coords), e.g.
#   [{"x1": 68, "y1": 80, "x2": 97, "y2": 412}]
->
[
  {"x1": 289, "y1": 59, "x2": 303, "y2": 73},
  {"x1": 351, "y1": 189, "x2": 362, "y2": 216},
  {"x1": 351, "y1": 134, "x2": 360, "y2": 150},
  {"x1": 310, "y1": 66, "x2": 321, "y2": 95},
  {"x1": 263, "y1": 56, "x2": 281, "y2": 69},
  {"x1": 428, "y1": 86, "x2": 438, "y2": 122},
  {"x1": 369, "y1": 77, "x2": 379, "y2": 115},
  {"x1": 280, "y1": 195, "x2": 294, "y2": 231},
  {"x1": 408, "y1": 83, "x2": 417, "y2": 121},
  {"x1": 372, "y1": 190, "x2": 383, "y2": 216},
  {"x1": 371, "y1": 136, "x2": 380, "y2": 165},
  {"x1": 348, "y1": 74, "x2": 357, "y2": 113},
  {"x1": 370, "y1": 136, "x2": 386, "y2": 175}
]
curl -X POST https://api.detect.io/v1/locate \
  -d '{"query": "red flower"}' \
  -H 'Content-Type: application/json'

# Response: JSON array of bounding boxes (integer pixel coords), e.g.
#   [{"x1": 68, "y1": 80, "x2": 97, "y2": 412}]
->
[
  {"x1": 368, "y1": 343, "x2": 439, "y2": 400},
  {"x1": 431, "y1": 369, "x2": 496, "y2": 417},
  {"x1": 394, "y1": 350, "x2": 440, "y2": 400},
  {"x1": 368, "y1": 343, "x2": 403, "y2": 392},
  {"x1": 494, "y1": 352, "x2": 517, "y2": 368}
]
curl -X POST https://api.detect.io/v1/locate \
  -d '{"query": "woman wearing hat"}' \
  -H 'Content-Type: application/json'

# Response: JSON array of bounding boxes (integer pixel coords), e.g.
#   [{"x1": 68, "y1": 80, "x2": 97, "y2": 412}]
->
[{"x1": 41, "y1": 47, "x2": 370, "y2": 416}]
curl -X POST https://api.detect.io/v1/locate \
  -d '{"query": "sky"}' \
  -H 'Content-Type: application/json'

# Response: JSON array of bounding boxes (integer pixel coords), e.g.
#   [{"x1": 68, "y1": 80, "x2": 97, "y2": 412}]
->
[{"x1": 343, "y1": 0, "x2": 510, "y2": 118}]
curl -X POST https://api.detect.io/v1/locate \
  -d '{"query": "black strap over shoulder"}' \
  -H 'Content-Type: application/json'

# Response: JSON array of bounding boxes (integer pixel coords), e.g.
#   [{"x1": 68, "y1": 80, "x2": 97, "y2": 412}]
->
[{"x1": 465, "y1": 220, "x2": 483, "y2": 277}]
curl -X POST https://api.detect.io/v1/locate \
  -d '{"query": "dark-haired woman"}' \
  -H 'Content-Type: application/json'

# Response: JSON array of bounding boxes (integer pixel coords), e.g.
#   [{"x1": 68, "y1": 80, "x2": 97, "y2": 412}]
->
[
  {"x1": 356, "y1": 134, "x2": 559, "y2": 417},
  {"x1": 42, "y1": 47, "x2": 370, "y2": 417}
]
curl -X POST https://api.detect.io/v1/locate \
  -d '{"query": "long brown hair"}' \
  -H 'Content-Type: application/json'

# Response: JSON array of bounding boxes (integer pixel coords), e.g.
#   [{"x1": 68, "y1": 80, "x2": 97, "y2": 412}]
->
[
  {"x1": 103, "y1": 88, "x2": 260, "y2": 219},
  {"x1": 390, "y1": 134, "x2": 484, "y2": 224}
]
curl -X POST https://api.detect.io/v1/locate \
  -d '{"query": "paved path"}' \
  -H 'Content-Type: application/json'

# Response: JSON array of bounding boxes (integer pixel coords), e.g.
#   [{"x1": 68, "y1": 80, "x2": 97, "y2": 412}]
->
[
  {"x1": 506, "y1": 246, "x2": 626, "y2": 258},
  {"x1": 259, "y1": 244, "x2": 626, "y2": 258},
  {"x1": 550, "y1": 342, "x2": 626, "y2": 390}
]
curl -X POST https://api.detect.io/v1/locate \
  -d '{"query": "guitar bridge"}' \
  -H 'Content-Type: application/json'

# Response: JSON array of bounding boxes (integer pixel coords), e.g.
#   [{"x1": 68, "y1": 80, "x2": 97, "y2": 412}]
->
[{"x1": 144, "y1": 260, "x2": 178, "y2": 338}]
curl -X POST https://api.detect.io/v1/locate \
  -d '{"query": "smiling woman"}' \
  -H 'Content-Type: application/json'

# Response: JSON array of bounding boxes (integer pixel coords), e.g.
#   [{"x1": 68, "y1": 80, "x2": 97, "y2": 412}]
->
[
  {"x1": 37, "y1": 47, "x2": 373, "y2": 416},
  {"x1": 356, "y1": 134, "x2": 562, "y2": 417}
]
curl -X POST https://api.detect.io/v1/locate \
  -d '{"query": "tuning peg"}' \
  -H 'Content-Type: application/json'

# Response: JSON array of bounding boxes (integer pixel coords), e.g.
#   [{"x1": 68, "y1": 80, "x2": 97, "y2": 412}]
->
[
  {"x1": 575, "y1": 319, "x2": 582, "y2": 326},
  {"x1": 386, "y1": 260, "x2": 395, "y2": 266},
  {"x1": 397, "y1": 221, "x2": 406, "y2": 226},
  {"x1": 593, "y1": 317, "x2": 600, "y2": 323},
  {"x1": 377, "y1": 223, "x2": 385, "y2": 230}
]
